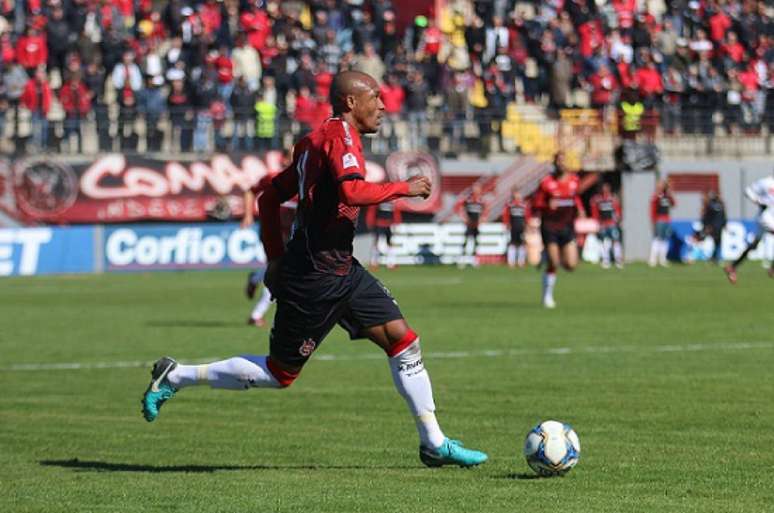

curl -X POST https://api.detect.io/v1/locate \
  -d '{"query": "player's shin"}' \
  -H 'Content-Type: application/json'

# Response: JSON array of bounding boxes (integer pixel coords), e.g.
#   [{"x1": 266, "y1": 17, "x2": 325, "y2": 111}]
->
[
  {"x1": 649, "y1": 238, "x2": 660, "y2": 266},
  {"x1": 387, "y1": 332, "x2": 446, "y2": 450},
  {"x1": 250, "y1": 288, "x2": 273, "y2": 322},
  {"x1": 507, "y1": 244, "x2": 517, "y2": 267},
  {"x1": 601, "y1": 238, "x2": 612, "y2": 266},
  {"x1": 542, "y1": 267, "x2": 557, "y2": 301},
  {"x1": 613, "y1": 241, "x2": 623, "y2": 265},
  {"x1": 167, "y1": 356, "x2": 282, "y2": 390},
  {"x1": 517, "y1": 245, "x2": 526, "y2": 266}
]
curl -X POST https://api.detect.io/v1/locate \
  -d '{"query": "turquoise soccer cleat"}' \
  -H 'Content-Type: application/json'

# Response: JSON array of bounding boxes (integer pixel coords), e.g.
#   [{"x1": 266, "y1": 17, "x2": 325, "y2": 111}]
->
[
  {"x1": 419, "y1": 438, "x2": 488, "y2": 468},
  {"x1": 141, "y1": 357, "x2": 178, "y2": 422}
]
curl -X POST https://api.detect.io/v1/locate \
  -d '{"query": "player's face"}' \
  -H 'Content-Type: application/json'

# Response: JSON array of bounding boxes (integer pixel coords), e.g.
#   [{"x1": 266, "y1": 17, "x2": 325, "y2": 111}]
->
[{"x1": 352, "y1": 81, "x2": 385, "y2": 134}]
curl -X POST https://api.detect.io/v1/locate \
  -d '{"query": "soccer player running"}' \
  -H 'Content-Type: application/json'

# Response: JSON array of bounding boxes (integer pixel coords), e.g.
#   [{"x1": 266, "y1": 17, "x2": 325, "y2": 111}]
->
[
  {"x1": 454, "y1": 183, "x2": 487, "y2": 267},
  {"x1": 141, "y1": 71, "x2": 488, "y2": 468},
  {"x1": 590, "y1": 183, "x2": 623, "y2": 269},
  {"x1": 649, "y1": 179, "x2": 676, "y2": 267},
  {"x1": 502, "y1": 189, "x2": 530, "y2": 268},
  {"x1": 366, "y1": 199, "x2": 402, "y2": 269},
  {"x1": 724, "y1": 173, "x2": 774, "y2": 283},
  {"x1": 532, "y1": 151, "x2": 586, "y2": 309}
]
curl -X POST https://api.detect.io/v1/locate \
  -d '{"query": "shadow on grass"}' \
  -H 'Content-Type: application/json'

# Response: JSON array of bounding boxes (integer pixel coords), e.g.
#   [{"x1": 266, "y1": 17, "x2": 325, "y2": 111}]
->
[
  {"x1": 146, "y1": 320, "x2": 236, "y2": 328},
  {"x1": 40, "y1": 459, "x2": 414, "y2": 473},
  {"x1": 501, "y1": 472, "x2": 543, "y2": 480}
]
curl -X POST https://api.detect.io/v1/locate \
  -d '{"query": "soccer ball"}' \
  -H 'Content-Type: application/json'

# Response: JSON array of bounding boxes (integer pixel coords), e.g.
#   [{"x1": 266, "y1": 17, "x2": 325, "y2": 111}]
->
[{"x1": 523, "y1": 420, "x2": 580, "y2": 477}]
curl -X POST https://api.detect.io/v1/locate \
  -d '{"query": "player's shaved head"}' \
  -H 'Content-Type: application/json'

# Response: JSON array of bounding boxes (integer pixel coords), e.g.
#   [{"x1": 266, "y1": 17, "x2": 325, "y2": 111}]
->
[
  {"x1": 329, "y1": 70, "x2": 384, "y2": 134},
  {"x1": 330, "y1": 71, "x2": 378, "y2": 114}
]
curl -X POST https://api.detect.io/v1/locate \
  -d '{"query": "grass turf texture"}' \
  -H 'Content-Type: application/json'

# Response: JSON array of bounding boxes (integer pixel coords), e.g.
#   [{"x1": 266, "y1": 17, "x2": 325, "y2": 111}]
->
[{"x1": 1, "y1": 264, "x2": 773, "y2": 513}]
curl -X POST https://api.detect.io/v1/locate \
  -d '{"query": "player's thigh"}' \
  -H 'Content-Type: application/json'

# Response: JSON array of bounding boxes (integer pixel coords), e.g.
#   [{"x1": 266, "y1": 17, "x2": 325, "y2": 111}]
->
[
  {"x1": 338, "y1": 266, "x2": 405, "y2": 347},
  {"x1": 545, "y1": 242, "x2": 562, "y2": 268},
  {"x1": 270, "y1": 297, "x2": 345, "y2": 370},
  {"x1": 561, "y1": 240, "x2": 579, "y2": 270}
]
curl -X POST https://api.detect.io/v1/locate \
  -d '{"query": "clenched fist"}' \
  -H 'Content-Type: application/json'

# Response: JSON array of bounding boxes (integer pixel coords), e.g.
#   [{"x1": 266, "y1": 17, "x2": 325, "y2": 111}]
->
[{"x1": 406, "y1": 175, "x2": 432, "y2": 199}]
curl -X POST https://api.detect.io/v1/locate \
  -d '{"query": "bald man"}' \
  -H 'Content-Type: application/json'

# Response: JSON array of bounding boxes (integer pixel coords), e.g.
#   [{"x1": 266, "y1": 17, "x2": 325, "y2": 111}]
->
[{"x1": 142, "y1": 71, "x2": 488, "y2": 468}]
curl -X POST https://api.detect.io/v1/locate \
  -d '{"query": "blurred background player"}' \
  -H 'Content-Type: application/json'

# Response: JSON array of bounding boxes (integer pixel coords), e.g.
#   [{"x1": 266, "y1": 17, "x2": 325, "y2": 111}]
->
[
  {"x1": 724, "y1": 173, "x2": 774, "y2": 283},
  {"x1": 242, "y1": 182, "x2": 273, "y2": 327},
  {"x1": 591, "y1": 183, "x2": 623, "y2": 269},
  {"x1": 366, "y1": 199, "x2": 402, "y2": 269},
  {"x1": 455, "y1": 183, "x2": 487, "y2": 267},
  {"x1": 701, "y1": 190, "x2": 727, "y2": 265},
  {"x1": 241, "y1": 151, "x2": 296, "y2": 327},
  {"x1": 502, "y1": 189, "x2": 529, "y2": 268},
  {"x1": 649, "y1": 179, "x2": 676, "y2": 267},
  {"x1": 532, "y1": 151, "x2": 585, "y2": 309}
]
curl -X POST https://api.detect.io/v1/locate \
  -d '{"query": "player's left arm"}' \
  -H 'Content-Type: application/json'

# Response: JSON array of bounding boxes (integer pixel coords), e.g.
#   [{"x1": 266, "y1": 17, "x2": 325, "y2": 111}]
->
[
  {"x1": 241, "y1": 189, "x2": 255, "y2": 228},
  {"x1": 393, "y1": 206, "x2": 402, "y2": 225},
  {"x1": 614, "y1": 197, "x2": 622, "y2": 222}
]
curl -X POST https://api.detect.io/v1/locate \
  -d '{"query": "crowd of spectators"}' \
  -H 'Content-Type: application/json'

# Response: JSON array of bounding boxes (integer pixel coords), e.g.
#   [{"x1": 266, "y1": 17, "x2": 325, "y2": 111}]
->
[{"x1": 1, "y1": 0, "x2": 774, "y2": 156}]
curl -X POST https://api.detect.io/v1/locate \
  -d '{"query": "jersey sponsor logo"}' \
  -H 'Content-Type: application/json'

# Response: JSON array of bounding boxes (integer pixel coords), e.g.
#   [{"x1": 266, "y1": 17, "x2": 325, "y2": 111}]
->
[
  {"x1": 342, "y1": 153, "x2": 359, "y2": 170},
  {"x1": 299, "y1": 338, "x2": 317, "y2": 357}
]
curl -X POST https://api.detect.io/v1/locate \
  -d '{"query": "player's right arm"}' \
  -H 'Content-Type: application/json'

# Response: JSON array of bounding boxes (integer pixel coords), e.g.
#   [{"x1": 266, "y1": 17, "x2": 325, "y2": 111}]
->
[
  {"x1": 258, "y1": 156, "x2": 300, "y2": 262},
  {"x1": 325, "y1": 135, "x2": 428, "y2": 205}
]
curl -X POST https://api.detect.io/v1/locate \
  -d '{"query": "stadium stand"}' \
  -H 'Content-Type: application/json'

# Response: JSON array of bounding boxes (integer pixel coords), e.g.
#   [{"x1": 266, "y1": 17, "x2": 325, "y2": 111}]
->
[{"x1": 0, "y1": 0, "x2": 773, "y2": 158}]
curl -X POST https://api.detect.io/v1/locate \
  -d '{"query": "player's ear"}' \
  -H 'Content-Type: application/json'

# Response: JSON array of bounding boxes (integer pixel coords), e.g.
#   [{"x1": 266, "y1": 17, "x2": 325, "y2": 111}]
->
[{"x1": 345, "y1": 94, "x2": 356, "y2": 111}]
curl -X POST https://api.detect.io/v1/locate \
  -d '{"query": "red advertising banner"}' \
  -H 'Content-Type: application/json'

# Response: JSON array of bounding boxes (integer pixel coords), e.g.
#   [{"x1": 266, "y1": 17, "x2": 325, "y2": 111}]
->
[{"x1": 0, "y1": 152, "x2": 442, "y2": 225}]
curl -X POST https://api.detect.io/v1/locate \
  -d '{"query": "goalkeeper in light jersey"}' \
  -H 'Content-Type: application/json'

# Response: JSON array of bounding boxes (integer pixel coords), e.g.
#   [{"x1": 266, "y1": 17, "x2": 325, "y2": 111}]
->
[{"x1": 724, "y1": 174, "x2": 774, "y2": 284}]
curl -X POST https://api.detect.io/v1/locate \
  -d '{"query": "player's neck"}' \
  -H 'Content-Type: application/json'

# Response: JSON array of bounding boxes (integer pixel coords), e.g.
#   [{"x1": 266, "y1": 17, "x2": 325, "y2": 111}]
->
[{"x1": 338, "y1": 112, "x2": 363, "y2": 135}]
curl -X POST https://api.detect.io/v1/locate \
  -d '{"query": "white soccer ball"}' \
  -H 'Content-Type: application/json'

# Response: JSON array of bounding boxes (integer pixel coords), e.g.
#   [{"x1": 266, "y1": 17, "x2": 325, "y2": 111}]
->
[{"x1": 523, "y1": 420, "x2": 580, "y2": 477}]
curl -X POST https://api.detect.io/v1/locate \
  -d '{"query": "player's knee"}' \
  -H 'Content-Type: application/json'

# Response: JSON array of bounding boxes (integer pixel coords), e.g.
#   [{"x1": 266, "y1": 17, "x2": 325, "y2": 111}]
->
[
  {"x1": 266, "y1": 357, "x2": 301, "y2": 388},
  {"x1": 385, "y1": 325, "x2": 419, "y2": 358},
  {"x1": 563, "y1": 262, "x2": 577, "y2": 272}
]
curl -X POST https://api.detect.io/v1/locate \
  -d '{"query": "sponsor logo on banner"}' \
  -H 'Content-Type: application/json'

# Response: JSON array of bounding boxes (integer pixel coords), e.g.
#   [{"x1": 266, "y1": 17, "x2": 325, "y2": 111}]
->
[
  {"x1": 671, "y1": 220, "x2": 773, "y2": 262},
  {"x1": 0, "y1": 151, "x2": 417, "y2": 224},
  {"x1": 0, "y1": 227, "x2": 94, "y2": 276},
  {"x1": 104, "y1": 224, "x2": 267, "y2": 271},
  {"x1": 382, "y1": 223, "x2": 509, "y2": 265}
]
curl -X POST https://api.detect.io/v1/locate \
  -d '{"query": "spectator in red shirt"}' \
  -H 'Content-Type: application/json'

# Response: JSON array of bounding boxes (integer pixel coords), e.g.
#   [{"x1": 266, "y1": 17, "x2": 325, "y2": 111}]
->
[
  {"x1": 634, "y1": 53, "x2": 663, "y2": 108},
  {"x1": 294, "y1": 86, "x2": 317, "y2": 134},
  {"x1": 708, "y1": 7, "x2": 732, "y2": 44},
  {"x1": 720, "y1": 31, "x2": 746, "y2": 65},
  {"x1": 380, "y1": 74, "x2": 405, "y2": 151},
  {"x1": 589, "y1": 63, "x2": 620, "y2": 110},
  {"x1": 16, "y1": 26, "x2": 47, "y2": 73},
  {"x1": 60, "y1": 70, "x2": 92, "y2": 153},
  {"x1": 21, "y1": 67, "x2": 51, "y2": 150}
]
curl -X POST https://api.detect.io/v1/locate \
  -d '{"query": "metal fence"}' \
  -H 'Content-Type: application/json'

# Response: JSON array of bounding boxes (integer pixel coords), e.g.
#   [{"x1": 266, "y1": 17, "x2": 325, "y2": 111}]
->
[{"x1": 3, "y1": 106, "x2": 774, "y2": 162}]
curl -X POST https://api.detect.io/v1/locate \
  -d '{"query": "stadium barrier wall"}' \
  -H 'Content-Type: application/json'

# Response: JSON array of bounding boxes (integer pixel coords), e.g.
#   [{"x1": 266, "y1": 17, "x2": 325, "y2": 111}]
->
[
  {"x1": 0, "y1": 223, "x2": 266, "y2": 277},
  {"x1": 2, "y1": 220, "x2": 769, "y2": 277}
]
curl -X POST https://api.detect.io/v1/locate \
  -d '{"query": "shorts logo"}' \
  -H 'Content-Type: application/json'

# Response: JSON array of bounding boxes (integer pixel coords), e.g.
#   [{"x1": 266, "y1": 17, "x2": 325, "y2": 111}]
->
[
  {"x1": 299, "y1": 338, "x2": 317, "y2": 357},
  {"x1": 342, "y1": 153, "x2": 359, "y2": 169}
]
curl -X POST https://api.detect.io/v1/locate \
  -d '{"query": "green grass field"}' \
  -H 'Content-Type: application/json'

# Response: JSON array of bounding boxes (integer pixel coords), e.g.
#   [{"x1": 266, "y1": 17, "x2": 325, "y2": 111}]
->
[{"x1": 2, "y1": 264, "x2": 773, "y2": 513}]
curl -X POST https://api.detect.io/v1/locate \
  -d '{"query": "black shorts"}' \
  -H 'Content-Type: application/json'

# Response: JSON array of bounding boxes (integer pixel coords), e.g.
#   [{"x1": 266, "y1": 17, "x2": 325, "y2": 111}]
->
[
  {"x1": 269, "y1": 261, "x2": 403, "y2": 367},
  {"x1": 465, "y1": 225, "x2": 479, "y2": 239},
  {"x1": 376, "y1": 226, "x2": 392, "y2": 246},
  {"x1": 541, "y1": 225, "x2": 575, "y2": 247},
  {"x1": 510, "y1": 226, "x2": 525, "y2": 245}
]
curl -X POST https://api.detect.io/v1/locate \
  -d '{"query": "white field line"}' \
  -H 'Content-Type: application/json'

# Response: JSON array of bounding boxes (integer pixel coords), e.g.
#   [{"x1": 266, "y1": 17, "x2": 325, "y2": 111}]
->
[{"x1": 2, "y1": 341, "x2": 773, "y2": 372}]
